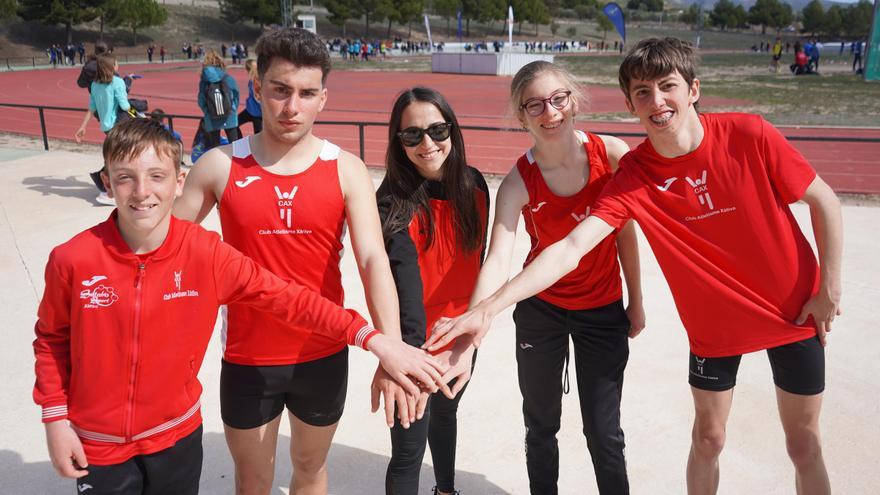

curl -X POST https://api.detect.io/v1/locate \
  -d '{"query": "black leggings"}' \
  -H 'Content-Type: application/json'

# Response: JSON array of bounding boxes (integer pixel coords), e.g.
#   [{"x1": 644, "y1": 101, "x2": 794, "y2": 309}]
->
[
  {"x1": 385, "y1": 354, "x2": 475, "y2": 495},
  {"x1": 513, "y1": 296, "x2": 630, "y2": 495},
  {"x1": 237, "y1": 109, "x2": 262, "y2": 134},
  {"x1": 204, "y1": 126, "x2": 241, "y2": 149}
]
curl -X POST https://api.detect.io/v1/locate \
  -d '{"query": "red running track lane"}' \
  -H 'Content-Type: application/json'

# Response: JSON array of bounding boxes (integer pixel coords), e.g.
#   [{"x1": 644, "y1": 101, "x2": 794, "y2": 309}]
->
[{"x1": 0, "y1": 64, "x2": 878, "y2": 194}]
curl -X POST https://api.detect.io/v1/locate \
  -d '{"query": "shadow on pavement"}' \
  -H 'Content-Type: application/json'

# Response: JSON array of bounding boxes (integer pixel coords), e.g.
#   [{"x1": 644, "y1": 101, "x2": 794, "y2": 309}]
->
[
  {"x1": 22, "y1": 175, "x2": 109, "y2": 206},
  {"x1": 2, "y1": 432, "x2": 509, "y2": 494}
]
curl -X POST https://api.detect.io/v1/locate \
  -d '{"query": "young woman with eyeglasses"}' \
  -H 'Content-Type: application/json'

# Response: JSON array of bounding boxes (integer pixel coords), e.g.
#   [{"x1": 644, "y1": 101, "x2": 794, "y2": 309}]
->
[
  {"x1": 456, "y1": 60, "x2": 646, "y2": 494},
  {"x1": 377, "y1": 87, "x2": 489, "y2": 495}
]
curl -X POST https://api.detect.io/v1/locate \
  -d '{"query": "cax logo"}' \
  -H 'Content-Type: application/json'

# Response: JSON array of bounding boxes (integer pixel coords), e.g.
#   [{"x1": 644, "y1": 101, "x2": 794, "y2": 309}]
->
[
  {"x1": 274, "y1": 185, "x2": 299, "y2": 229},
  {"x1": 685, "y1": 170, "x2": 714, "y2": 210}
]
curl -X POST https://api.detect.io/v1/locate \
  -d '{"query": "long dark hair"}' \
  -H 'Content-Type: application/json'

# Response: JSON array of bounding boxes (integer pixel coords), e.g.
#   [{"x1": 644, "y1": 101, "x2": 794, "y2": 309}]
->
[{"x1": 382, "y1": 87, "x2": 481, "y2": 252}]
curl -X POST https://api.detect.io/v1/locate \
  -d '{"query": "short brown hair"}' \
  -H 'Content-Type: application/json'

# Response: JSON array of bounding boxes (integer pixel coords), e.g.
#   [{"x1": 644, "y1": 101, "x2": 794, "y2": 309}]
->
[
  {"x1": 103, "y1": 118, "x2": 182, "y2": 173},
  {"x1": 202, "y1": 50, "x2": 225, "y2": 70},
  {"x1": 509, "y1": 61, "x2": 587, "y2": 121},
  {"x1": 95, "y1": 54, "x2": 116, "y2": 84},
  {"x1": 255, "y1": 27, "x2": 331, "y2": 84},
  {"x1": 618, "y1": 37, "x2": 698, "y2": 102}
]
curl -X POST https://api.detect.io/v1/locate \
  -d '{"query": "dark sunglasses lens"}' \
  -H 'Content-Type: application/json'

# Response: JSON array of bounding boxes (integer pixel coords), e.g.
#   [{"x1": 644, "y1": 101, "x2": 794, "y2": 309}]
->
[
  {"x1": 399, "y1": 129, "x2": 423, "y2": 146},
  {"x1": 426, "y1": 123, "x2": 451, "y2": 141}
]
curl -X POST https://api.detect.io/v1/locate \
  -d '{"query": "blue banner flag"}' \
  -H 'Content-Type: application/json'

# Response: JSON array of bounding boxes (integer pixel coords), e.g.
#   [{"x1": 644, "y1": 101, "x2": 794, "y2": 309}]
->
[
  {"x1": 457, "y1": 10, "x2": 462, "y2": 41},
  {"x1": 602, "y1": 2, "x2": 626, "y2": 43}
]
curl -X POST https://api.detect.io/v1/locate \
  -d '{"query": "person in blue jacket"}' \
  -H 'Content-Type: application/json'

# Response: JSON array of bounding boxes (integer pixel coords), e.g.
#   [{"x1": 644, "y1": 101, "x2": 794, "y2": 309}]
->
[
  {"x1": 236, "y1": 59, "x2": 262, "y2": 134},
  {"x1": 197, "y1": 50, "x2": 240, "y2": 151}
]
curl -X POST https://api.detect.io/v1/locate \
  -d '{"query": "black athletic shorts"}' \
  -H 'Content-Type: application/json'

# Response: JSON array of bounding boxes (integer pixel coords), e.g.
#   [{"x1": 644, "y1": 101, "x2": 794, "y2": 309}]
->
[
  {"x1": 688, "y1": 336, "x2": 824, "y2": 395},
  {"x1": 220, "y1": 347, "x2": 348, "y2": 429},
  {"x1": 74, "y1": 425, "x2": 202, "y2": 495}
]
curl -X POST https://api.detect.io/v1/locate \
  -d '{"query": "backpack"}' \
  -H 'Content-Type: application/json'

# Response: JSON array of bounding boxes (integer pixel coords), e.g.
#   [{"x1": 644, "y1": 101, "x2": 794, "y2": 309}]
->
[{"x1": 203, "y1": 76, "x2": 232, "y2": 120}]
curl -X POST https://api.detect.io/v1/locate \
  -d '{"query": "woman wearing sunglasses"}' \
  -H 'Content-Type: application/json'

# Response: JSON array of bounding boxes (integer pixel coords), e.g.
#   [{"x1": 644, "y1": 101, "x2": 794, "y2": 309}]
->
[
  {"x1": 377, "y1": 87, "x2": 489, "y2": 495},
  {"x1": 457, "y1": 61, "x2": 646, "y2": 494}
]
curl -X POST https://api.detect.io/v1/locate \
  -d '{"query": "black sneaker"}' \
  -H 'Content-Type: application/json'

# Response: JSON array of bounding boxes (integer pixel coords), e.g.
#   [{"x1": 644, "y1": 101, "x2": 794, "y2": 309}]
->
[{"x1": 432, "y1": 487, "x2": 460, "y2": 495}]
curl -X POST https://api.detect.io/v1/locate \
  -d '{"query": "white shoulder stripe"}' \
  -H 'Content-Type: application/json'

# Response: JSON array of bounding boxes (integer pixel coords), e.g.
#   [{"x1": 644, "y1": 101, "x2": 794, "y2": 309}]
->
[
  {"x1": 526, "y1": 149, "x2": 535, "y2": 165},
  {"x1": 232, "y1": 136, "x2": 252, "y2": 159},
  {"x1": 319, "y1": 140, "x2": 341, "y2": 161}
]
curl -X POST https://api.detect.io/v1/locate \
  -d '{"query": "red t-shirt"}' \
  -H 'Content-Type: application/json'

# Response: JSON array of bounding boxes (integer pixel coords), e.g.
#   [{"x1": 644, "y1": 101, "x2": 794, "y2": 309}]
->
[
  {"x1": 517, "y1": 131, "x2": 623, "y2": 310},
  {"x1": 591, "y1": 113, "x2": 819, "y2": 357},
  {"x1": 219, "y1": 137, "x2": 347, "y2": 365}
]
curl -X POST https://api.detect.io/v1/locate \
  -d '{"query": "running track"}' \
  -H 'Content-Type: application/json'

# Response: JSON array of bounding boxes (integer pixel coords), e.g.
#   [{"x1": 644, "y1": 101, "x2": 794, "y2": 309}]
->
[{"x1": 1, "y1": 62, "x2": 877, "y2": 194}]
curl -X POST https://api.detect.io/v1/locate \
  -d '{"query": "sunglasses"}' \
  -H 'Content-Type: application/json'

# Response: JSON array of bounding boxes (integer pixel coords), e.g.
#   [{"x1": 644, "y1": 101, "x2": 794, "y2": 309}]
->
[
  {"x1": 397, "y1": 122, "x2": 453, "y2": 147},
  {"x1": 520, "y1": 91, "x2": 572, "y2": 117}
]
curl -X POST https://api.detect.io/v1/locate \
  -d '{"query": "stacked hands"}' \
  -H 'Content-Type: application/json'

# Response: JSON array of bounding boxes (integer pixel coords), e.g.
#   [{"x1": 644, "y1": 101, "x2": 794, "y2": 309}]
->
[{"x1": 372, "y1": 299, "x2": 649, "y2": 430}]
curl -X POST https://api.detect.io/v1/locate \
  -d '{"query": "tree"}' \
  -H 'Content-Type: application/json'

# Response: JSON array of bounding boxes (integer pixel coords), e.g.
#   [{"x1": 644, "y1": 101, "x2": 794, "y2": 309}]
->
[
  {"x1": 354, "y1": 0, "x2": 392, "y2": 37},
  {"x1": 433, "y1": 0, "x2": 459, "y2": 37},
  {"x1": 104, "y1": 0, "x2": 166, "y2": 45},
  {"x1": 679, "y1": 4, "x2": 701, "y2": 28},
  {"x1": 823, "y1": 5, "x2": 844, "y2": 37},
  {"x1": 18, "y1": 0, "x2": 101, "y2": 43},
  {"x1": 1, "y1": 0, "x2": 18, "y2": 19},
  {"x1": 747, "y1": 0, "x2": 792, "y2": 35},
  {"x1": 709, "y1": 0, "x2": 746, "y2": 31},
  {"x1": 218, "y1": 0, "x2": 248, "y2": 39},
  {"x1": 596, "y1": 11, "x2": 614, "y2": 40},
  {"x1": 801, "y1": 0, "x2": 823, "y2": 36},
  {"x1": 626, "y1": 0, "x2": 662, "y2": 13},
  {"x1": 574, "y1": 3, "x2": 597, "y2": 20},
  {"x1": 843, "y1": 0, "x2": 872, "y2": 38},
  {"x1": 325, "y1": 0, "x2": 357, "y2": 36},
  {"x1": 386, "y1": 0, "x2": 423, "y2": 38},
  {"x1": 249, "y1": 0, "x2": 280, "y2": 27}
]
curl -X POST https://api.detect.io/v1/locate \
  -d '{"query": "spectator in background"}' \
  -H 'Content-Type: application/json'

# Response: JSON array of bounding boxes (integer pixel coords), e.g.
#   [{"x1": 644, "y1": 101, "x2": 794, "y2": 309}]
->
[
  {"x1": 853, "y1": 39, "x2": 864, "y2": 73},
  {"x1": 74, "y1": 53, "x2": 132, "y2": 205},
  {"x1": 196, "y1": 50, "x2": 240, "y2": 150},
  {"x1": 160, "y1": 45, "x2": 166, "y2": 63},
  {"x1": 236, "y1": 59, "x2": 262, "y2": 135}
]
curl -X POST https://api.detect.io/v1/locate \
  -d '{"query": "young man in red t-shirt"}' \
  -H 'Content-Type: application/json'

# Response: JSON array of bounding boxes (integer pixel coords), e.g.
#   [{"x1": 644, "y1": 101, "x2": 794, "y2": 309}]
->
[
  {"x1": 33, "y1": 119, "x2": 446, "y2": 495},
  {"x1": 427, "y1": 37, "x2": 842, "y2": 495}
]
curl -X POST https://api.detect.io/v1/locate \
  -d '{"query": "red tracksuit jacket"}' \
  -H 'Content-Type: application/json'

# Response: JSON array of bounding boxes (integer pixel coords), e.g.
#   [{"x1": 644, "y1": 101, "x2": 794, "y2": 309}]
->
[{"x1": 33, "y1": 212, "x2": 378, "y2": 465}]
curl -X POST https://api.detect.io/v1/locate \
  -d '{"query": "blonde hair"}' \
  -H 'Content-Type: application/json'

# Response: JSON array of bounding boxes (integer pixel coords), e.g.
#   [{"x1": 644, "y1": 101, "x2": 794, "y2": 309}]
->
[
  {"x1": 202, "y1": 50, "x2": 225, "y2": 70},
  {"x1": 245, "y1": 59, "x2": 257, "y2": 78},
  {"x1": 509, "y1": 61, "x2": 587, "y2": 120}
]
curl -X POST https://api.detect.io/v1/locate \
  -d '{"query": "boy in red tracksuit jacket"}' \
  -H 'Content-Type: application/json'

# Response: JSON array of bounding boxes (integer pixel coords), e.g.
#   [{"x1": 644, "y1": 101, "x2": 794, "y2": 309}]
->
[{"x1": 33, "y1": 118, "x2": 446, "y2": 495}]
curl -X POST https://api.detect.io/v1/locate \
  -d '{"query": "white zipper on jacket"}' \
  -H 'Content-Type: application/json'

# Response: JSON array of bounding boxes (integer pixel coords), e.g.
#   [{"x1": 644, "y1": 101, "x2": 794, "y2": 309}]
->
[{"x1": 124, "y1": 261, "x2": 146, "y2": 442}]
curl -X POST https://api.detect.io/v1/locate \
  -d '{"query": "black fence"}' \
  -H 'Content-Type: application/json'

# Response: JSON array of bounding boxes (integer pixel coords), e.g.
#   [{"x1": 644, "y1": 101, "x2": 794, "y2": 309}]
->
[
  {"x1": 1, "y1": 102, "x2": 878, "y2": 162},
  {"x1": 2, "y1": 53, "x2": 197, "y2": 71}
]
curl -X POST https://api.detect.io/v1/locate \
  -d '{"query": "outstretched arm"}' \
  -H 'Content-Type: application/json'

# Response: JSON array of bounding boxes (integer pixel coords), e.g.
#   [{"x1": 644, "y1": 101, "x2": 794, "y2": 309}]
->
[
  {"x1": 426, "y1": 215, "x2": 616, "y2": 351},
  {"x1": 795, "y1": 176, "x2": 843, "y2": 346}
]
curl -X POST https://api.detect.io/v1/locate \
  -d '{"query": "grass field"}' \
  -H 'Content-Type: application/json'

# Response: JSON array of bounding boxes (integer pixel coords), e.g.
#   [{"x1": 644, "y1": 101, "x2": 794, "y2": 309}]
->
[{"x1": 558, "y1": 52, "x2": 880, "y2": 127}]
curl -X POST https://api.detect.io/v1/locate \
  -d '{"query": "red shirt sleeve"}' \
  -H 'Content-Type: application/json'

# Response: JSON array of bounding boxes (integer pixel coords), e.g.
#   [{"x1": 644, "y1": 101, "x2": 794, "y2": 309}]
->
[
  {"x1": 761, "y1": 118, "x2": 817, "y2": 204},
  {"x1": 590, "y1": 169, "x2": 633, "y2": 229},
  {"x1": 209, "y1": 235, "x2": 379, "y2": 349},
  {"x1": 33, "y1": 249, "x2": 72, "y2": 423}
]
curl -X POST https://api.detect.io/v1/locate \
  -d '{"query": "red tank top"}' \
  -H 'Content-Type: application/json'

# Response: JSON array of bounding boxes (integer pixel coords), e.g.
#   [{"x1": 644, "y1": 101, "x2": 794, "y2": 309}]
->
[
  {"x1": 516, "y1": 131, "x2": 623, "y2": 310},
  {"x1": 411, "y1": 189, "x2": 488, "y2": 354},
  {"x1": 219, "y1": 137, "x2": 347, "y2": 365}
]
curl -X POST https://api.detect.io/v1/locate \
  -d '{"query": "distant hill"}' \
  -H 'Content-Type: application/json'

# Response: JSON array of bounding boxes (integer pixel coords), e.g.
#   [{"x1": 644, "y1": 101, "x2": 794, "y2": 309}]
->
[{"x1": 668, "y1": 0, "x2": 858, "y2": 11}]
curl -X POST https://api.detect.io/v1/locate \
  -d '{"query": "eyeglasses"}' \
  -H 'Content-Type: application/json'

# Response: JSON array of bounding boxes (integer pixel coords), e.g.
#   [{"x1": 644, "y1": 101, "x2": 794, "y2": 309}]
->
[
  {"x1": 520, "y1": 91, "x2": 572, "y2": 117},
  {"x1": 397, "y1": 122, "x2": 453, "y2": 147}
]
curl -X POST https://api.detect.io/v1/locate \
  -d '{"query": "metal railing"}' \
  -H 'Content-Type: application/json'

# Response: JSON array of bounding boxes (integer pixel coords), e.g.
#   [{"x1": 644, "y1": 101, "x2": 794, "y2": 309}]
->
[
  {"x1": 2, "y1": 102, "x2": 879, "y2": 159},
  {"x1": 2, "y1": 53, "x2": 194, "y2": 71}
]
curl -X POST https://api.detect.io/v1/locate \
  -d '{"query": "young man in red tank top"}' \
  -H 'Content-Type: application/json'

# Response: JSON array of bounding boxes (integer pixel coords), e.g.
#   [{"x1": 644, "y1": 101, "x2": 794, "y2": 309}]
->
[
  {"x1": 428, "y1": 38, "x2": 842, "y2": 495},
  {"x1": 174, "y1": 28, "x2": 442, "y2": 494}
]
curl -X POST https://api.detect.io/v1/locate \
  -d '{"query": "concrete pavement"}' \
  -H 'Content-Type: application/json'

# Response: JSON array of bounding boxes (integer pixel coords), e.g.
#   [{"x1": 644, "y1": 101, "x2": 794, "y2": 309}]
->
[{"x1": 0, "y1": 141, "x2": 877, "y2": 494}]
